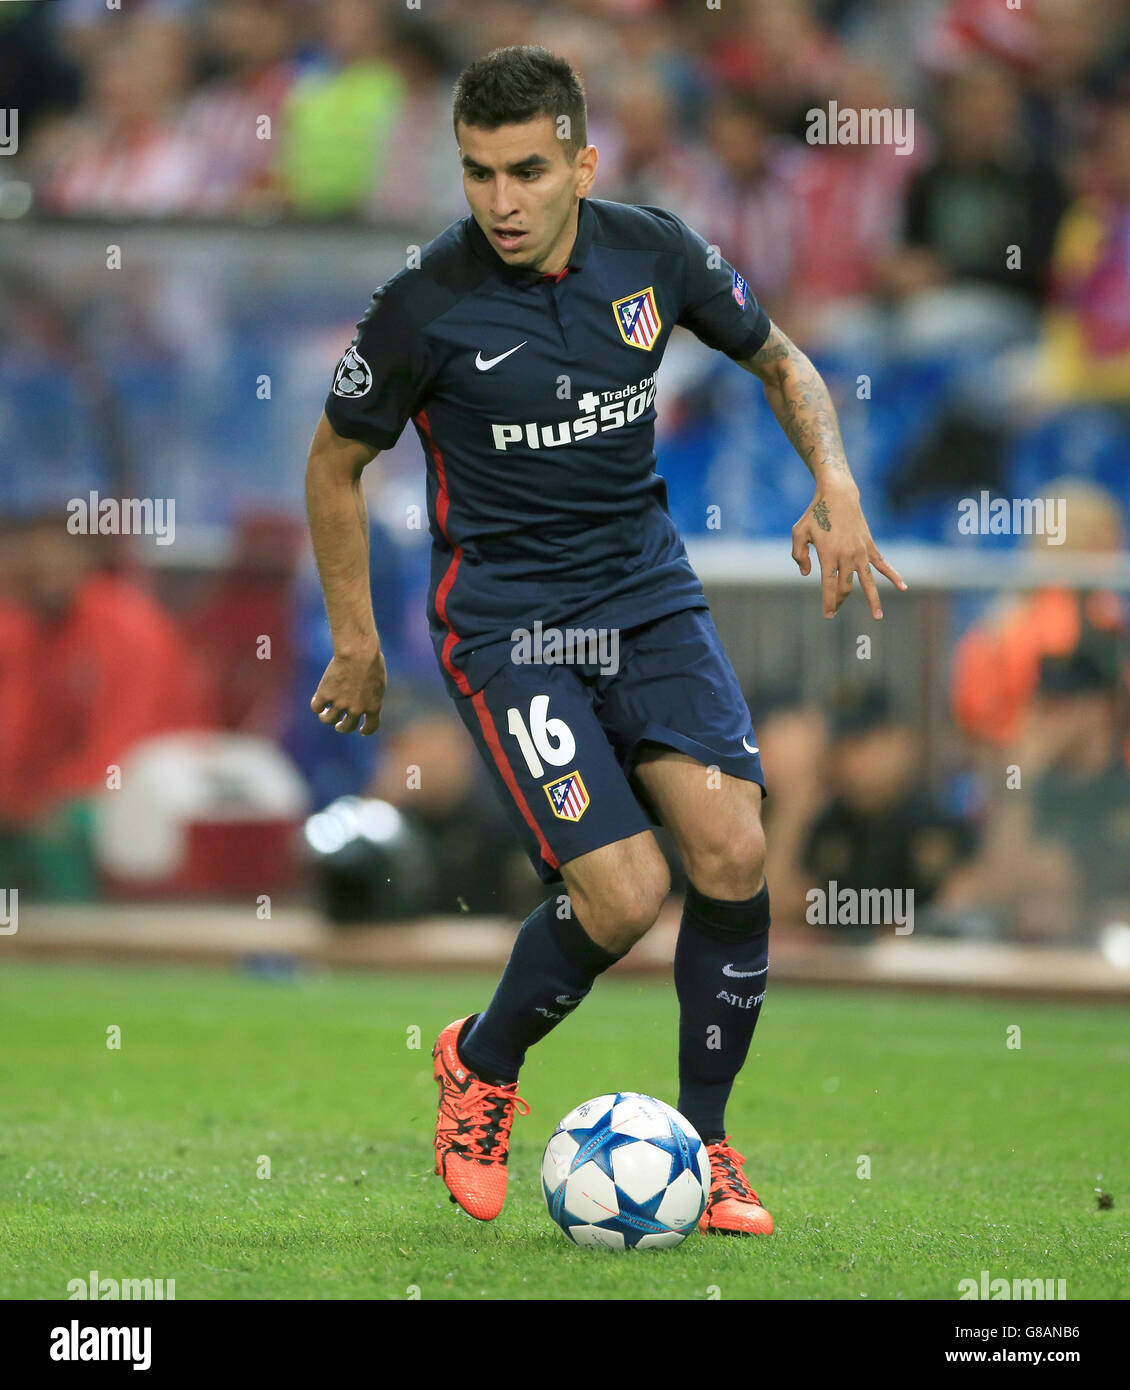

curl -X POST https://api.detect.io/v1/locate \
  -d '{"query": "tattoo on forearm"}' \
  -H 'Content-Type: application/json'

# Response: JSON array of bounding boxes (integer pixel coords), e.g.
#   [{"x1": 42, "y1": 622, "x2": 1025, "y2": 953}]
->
[
  {"x1": 812, "y1": 499, "x2": 831, "y2": 531},
  {"x1": 746, "y1": 327, "x2": 852, "y2": 479},
  {"x1": 750, "y1": 340, "x2": 789, "y2": 367}
]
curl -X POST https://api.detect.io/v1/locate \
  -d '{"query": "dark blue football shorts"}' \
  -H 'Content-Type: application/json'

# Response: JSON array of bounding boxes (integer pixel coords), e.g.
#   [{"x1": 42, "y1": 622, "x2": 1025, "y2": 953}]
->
[{"x1": 452, "y1": 607, "x2": 766, "y2": 883}]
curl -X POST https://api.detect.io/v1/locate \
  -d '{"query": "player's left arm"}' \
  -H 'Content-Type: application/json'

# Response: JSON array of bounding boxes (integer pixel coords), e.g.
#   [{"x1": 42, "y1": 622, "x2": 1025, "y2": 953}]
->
[{"x1": 738, "y1": 321, "x2": 907, "y2": 619}]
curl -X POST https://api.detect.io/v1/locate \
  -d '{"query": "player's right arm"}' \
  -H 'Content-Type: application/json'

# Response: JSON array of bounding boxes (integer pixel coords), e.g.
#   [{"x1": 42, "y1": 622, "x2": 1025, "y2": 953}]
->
[
  {"x1": 305, "y1": 410, "x2": 385, "y2": 734},
  {"x1": 309, "y1": 270, "x2": 436, "y2": 731}
]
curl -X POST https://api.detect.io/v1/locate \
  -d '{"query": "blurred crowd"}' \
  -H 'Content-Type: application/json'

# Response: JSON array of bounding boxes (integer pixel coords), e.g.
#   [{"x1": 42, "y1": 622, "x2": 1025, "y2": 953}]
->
[
  {"x1": 2, "y1": 482, "x2": 1128, "y2": 944},
  {"x1": 0, "y1": 0, "x2": 1128, "y2": 375},
  {"x1": 2, "y1": 0, "x2": 1130, "y2": 945}
]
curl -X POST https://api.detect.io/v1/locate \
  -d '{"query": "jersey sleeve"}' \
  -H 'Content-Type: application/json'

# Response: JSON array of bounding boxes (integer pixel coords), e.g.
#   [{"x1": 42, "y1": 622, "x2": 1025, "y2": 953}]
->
[
  {"x1": 646, "y1": 206, "x2": 771, "y2": 360},
  {"x1": 323, "y1": 276, "x2": 435, "y2": 451}
]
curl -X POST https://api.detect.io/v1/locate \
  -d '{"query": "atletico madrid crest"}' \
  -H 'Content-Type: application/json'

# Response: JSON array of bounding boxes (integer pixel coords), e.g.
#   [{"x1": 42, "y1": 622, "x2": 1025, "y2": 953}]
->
[
  {"x1": 611, "y1": 286, "x2": 662, "y2": 350},
  {"x1": 544, "y1": 771, "x2": 590, "y2": 822}
]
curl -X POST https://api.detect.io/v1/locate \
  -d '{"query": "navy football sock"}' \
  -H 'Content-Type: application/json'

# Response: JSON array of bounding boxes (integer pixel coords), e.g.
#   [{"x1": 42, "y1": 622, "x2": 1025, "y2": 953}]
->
[
  {"x1": 461, "y1": 897, "x2": 624, "y2": 1084},
  {"x1": 674, "y1": 880, "x2": 770, "y2": 1144}
]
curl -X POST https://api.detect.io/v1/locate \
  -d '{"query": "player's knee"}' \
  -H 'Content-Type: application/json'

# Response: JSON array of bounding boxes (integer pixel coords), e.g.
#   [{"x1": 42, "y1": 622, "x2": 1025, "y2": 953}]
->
[
  {"x1": 683, "y1": 819, "x2": 766, "y2": 900},
  {"x1": 572, "y1": 853, "x2": 670, "y2": 953},
  {"x1": 597, "y1": 881, "x2": 668, "y2": 952}
]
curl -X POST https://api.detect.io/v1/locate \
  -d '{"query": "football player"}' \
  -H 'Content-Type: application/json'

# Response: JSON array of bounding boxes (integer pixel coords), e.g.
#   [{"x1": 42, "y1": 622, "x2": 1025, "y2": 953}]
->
[{"x1": 306, "y1": 46, "x2": 905, "y2": 1234}]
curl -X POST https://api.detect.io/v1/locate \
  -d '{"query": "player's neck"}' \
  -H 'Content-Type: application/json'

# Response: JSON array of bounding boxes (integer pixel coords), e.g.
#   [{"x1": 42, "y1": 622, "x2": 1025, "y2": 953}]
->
[{"x1": 537, "y1": 201, "x2": 581, "y2": 278}]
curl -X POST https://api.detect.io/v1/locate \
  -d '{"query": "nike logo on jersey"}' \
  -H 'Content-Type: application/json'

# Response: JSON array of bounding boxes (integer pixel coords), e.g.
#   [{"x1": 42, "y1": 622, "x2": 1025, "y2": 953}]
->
[
  {"x1": 475, "y1": 341, "x2": 527, "y2": 371},
  {"x1": 722, "y1": 963, "x2": 768, "y2": 979},
  {"x1": 742, "y1": 736, "x2": 759, "y2": 754}
]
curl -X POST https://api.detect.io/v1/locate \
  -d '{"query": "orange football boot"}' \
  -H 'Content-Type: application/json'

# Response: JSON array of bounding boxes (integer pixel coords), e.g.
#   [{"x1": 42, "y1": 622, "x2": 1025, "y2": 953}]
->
[
  {"x1": 698, "y1": 1138, "x2": 774, "y2": 1235},
  {"x1": 432, "y1": 1016, "x2": 530, "y2": 1221}
]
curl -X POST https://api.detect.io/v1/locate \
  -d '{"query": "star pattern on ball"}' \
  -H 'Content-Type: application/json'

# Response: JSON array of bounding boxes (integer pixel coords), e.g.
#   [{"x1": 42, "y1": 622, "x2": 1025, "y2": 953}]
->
[{"x1": 541, "y1": 1093, "x2": 710, "y2": 1248}]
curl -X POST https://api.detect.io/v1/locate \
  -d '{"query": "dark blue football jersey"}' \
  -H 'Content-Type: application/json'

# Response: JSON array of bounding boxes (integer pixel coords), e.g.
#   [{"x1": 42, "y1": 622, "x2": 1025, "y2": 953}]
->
[{"x1": 323, "y1": 196, "x2": 770, "y2": 697}]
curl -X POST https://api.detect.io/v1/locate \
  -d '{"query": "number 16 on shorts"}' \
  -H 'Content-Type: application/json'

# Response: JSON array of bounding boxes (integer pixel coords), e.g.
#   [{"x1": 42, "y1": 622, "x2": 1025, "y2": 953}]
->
[
  {"x1": 457, "y1": 679, "x2": 651, "y2": 883},
  {"x1": 507, "y1": 699, "x2": 588, "y2": 821},
  {"x1": 506, "y1": 695, "x2": 576, "y2": 778}
]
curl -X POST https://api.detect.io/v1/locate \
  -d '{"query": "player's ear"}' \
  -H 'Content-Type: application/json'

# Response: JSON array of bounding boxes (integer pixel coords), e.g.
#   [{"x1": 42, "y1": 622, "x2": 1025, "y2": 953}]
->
[{"x1": 575, "y1": 143, "x2": 597, "y2": 195}]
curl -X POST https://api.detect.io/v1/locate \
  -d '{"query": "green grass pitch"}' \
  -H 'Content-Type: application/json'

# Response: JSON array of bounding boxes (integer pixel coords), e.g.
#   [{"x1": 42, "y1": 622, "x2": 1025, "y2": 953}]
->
[{"x1": 1, "y1": 960, "x2": 1127, "y2": 1300}]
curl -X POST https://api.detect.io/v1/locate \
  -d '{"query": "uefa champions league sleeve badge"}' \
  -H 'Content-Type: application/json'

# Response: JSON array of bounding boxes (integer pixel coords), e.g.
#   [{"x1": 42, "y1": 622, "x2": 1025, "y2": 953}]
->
[{"x1": 332, "y1": 346, "x2": 373, "y2": 398}]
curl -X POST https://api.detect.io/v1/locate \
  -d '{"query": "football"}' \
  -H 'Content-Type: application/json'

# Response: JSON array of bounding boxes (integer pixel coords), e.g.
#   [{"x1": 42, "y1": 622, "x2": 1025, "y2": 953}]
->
[{"x1": 541, "y1": 1092, "x2": 711, "y2": 1249}]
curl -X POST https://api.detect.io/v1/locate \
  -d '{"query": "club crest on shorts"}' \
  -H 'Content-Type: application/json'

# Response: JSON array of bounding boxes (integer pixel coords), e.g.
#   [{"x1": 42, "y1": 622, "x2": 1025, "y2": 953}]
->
[
  {"x1": 332, "y1": 346, "x2": 372, "y2": 398},
  {"x1": 611, "y1": 286, "x2": 662, "y2": 350},
  {"x1": 543, "y1": 770, "x2": 590, "y2": 822}
]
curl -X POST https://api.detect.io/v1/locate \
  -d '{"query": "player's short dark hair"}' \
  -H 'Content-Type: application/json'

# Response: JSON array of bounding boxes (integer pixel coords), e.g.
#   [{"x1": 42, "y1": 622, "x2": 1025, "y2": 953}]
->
[{"x1": 452, "y1": 45, "x2": 588, "y2": 160}]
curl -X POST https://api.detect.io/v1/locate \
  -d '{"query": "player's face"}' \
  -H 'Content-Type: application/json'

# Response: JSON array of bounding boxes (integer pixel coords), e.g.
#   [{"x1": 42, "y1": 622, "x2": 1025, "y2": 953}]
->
[{"x1": 457, "y1": 117, "x2": 597, "y2": 275}]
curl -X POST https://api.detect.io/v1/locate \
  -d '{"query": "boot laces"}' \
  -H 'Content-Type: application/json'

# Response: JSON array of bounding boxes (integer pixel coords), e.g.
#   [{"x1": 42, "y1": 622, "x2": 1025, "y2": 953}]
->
[
  {"x1": 453, "y1": 1077, "x2": 530, "y2": 1160},
  {"x1": 709, "y1": 1140, "x2": 760, "y2": 1203}
]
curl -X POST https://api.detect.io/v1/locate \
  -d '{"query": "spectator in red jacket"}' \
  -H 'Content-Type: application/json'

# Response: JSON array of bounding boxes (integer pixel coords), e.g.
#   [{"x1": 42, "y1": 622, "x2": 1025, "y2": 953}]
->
[{"x1": 0, "y1": 516, "x2": 212, "y2": 898}]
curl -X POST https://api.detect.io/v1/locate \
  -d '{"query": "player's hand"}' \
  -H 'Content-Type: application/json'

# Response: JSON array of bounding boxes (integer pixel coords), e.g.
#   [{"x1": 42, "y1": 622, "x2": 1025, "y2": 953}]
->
[
  {"x1": 791, "y1": 485, "x2": 907, "y2": 619},
  {"x1": 310, "y1": 643, "x2": 386, "y2": 735}
]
